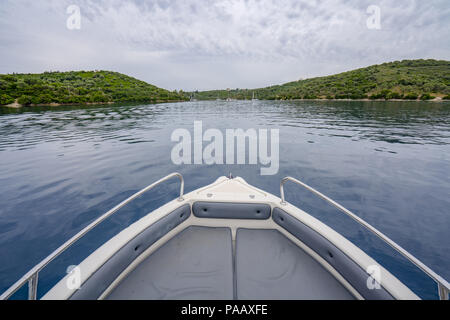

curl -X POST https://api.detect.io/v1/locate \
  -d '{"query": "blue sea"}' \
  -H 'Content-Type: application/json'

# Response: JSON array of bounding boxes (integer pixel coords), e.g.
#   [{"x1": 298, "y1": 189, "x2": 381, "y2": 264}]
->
[{"x1": 0, "y1": 100, "x2": 449, "y2": 299}]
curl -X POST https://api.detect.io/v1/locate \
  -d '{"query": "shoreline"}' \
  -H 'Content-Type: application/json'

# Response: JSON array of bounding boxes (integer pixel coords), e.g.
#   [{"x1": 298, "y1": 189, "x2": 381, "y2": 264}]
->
[
  {"x1": 1, "y1": 98, "x2": 447, "y2": 108},
  {"x1": 287, "y1": 97, "x2": 446, "y2": 102},
  {"x1": 194, "y1": 97, "x2": 448, "y2": 102},
  {"x1": 1, "y1": 99, "x2": 188, "y2": 109},
  {"x1": 198, "y1": 97, "x2": 450, "y2": 102}
]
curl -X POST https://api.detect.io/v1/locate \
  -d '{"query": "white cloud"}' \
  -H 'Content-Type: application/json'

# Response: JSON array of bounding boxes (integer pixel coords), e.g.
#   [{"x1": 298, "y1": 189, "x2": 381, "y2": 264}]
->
[{"x1": 0, "y1": 0, "x2": 449, "y2": 90}]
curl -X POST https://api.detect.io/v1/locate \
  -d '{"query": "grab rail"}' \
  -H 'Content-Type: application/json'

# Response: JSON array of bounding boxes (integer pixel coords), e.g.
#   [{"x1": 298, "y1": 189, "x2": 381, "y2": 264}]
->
[
  {"x1": 280, "y1": 176, "x2": 449, "y2": 300},
  {"x1": 0, "y1": 172, "x2": 184, "y2": 300}
]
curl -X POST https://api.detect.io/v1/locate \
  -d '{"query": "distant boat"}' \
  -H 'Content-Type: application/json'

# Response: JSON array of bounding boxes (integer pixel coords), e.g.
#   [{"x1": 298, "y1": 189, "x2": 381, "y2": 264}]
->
[
  {"x1": 252, "y1": 92, "x2": 259, "y2": 101},
  {"x1": 226, "y1": 88, "x2": 232, "y2": 101}
]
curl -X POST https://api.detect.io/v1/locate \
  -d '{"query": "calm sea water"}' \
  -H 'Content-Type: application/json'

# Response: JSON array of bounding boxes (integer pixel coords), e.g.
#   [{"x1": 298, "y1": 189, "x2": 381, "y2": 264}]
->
[{"x1": 0, "y1": 100, "x2": 449, "y2": 299}]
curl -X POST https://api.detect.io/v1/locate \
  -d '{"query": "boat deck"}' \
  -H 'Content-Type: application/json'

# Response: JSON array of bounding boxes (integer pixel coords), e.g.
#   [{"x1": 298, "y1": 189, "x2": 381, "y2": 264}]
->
[{"x1": 106, "y1": 226, "x2": 354, "y2": 300}]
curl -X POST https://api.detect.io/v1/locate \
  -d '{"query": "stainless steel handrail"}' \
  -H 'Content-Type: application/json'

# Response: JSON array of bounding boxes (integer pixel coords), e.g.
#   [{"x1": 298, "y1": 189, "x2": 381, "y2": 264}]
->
[
  {"x1": 280, "y1": 176, "x2": 449, "y2": 300},
  {"x1": 0, "y1": 172, "x2": 184, "y2": 300}
]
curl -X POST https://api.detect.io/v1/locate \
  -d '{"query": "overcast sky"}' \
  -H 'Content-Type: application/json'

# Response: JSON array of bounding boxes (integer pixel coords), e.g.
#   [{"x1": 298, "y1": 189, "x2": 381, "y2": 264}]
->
[{"x1": 0, "y1": 0, "x2": 449, "y2": 91}]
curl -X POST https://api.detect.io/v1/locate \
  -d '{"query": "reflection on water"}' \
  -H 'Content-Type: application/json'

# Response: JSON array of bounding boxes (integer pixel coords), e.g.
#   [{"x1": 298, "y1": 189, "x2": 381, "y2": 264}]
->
[
  {"x1": 0, "y1": 100, "x2": 449, "y2": 299},
  {"x1": 1, "y1": 101, "x2": 449, "y2": 152}
]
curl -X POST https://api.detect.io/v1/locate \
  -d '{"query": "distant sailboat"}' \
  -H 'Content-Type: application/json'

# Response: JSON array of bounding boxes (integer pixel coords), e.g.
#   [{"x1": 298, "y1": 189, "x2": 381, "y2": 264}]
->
[
  {"x1": 252, "y1": 92, "x2": 259, "y2": 101},
  {"x1": 226, "y1": 88, "x2": 232, "y2": 101}
]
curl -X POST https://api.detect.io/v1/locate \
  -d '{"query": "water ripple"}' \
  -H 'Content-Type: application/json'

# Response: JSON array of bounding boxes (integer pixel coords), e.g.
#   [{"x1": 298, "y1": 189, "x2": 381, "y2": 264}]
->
[{"x1": 0, "y1": 100, "x2": 449, "y2": 299}]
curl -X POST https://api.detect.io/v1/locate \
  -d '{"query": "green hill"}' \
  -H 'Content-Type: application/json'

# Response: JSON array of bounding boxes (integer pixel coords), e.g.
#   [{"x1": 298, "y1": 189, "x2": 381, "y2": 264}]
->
[
  {"x1": 191, "y1": 59, "x2": 450, "y2": 101},
  {"x1": 0, "y1": 71, "x2": 187, "y2": 106}
]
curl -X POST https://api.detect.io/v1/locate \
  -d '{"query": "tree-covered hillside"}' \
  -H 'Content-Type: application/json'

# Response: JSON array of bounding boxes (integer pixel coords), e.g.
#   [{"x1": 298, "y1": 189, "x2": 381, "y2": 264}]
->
[
  {"x1": 0, "y1": 71, "x2": 187, "y2": 106},
  {"x1": 191, "y1": 59, "x2": 450, "y2": 101},
  {"x1": 2, "y1": 60, "x2": 449, "y2": 106}
]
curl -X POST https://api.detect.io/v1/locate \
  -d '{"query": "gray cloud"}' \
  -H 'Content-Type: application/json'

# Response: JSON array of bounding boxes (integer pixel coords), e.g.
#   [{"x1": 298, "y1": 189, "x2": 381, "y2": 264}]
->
[{"x1": 0, "y1": 0, "x2": 449, "y2": 91}]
